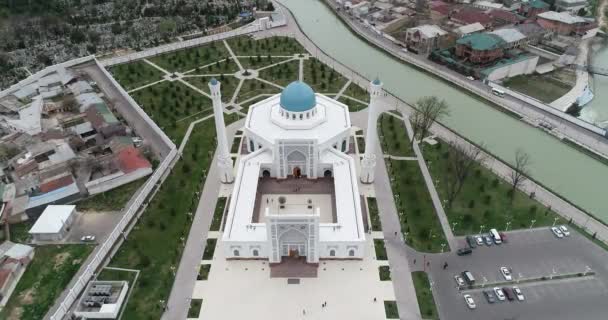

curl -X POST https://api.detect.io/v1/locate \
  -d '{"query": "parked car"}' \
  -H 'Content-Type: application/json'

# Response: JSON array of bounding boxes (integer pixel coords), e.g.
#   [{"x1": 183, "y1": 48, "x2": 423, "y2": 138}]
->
[
  {"x1": 494, "y1": 287, "x2": 506, "y2": 301},
  {"x1": 483, "y1": 290, "x2": 496, "y2": 303},
  {"x1": 551, "y1": 226, "x2": 564, "y2": 238},
  {"x1": 81, "y1": 235, "x2": 96, "y2": 242},
  {"x1": 457, "y1": 247, "x2": 473, "y2": 256},
  {"x1": 466, "y1": 235, "x2": 477, "y2": 248},
  {"x1": 475, "y1": 235, "x2": 484, "y2": 246},
  {"x1": 500, "y1": 267, "x2": 512, "y2": 281},
  {"x1": 466, "y1": 76, "x2": 475, "y2": 81},
  {"x1": 464, "y1": 294, "x2": 476, "y2": 309},
  {"x1": 559, "y1": 225, "x2": 570, "y2": 236},
  {"x1": 499, "y1": 232, "x2": 508, "y2": 243},
  {"x1": 484, "y1": 234, "x2": 494, "y2": 246},
  {"x1": 513, "y1": 286, "x2": 525, "y2": 301},
  {"x1": 462, "y1": 271, "x2": 476, "y2": 284},
  {"x1": 454, "y1": 275, "x2": 466, "y2": 287},
  {"x1": 503, "y1": 287, "x2": 515, "y2": 301}
]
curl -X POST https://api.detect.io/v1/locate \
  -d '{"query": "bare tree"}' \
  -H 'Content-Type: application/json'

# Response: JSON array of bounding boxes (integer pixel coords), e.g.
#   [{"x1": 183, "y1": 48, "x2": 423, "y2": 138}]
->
[
  {"x1": 411, "y1": 96, "x2": 449, "y2": 142},
  {"x1": 509, "y1": 148, "x2": 530, "y2": 198},
  {"x1": 445, "y1": 141, "x2": 486, "y2": 208}
]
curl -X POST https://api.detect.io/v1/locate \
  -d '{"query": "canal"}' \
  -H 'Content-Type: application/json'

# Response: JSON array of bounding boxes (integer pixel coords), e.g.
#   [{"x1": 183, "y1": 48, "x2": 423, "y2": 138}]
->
[
  {"x1": 582, "y1": 43, "x2": 608, "y2": 129},
  {"x1": 279, "y1": 0, "x2": 608, "y2": 220}
]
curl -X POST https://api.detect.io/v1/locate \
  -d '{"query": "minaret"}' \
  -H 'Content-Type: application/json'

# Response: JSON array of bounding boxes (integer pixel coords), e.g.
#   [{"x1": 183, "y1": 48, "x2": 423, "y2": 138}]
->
[
  {"x1": 209, "y1": 78, "x2": 234, "y2": 183},
  {"x1": 360, "y1": 78, "x2": 383, "y2": 184}
]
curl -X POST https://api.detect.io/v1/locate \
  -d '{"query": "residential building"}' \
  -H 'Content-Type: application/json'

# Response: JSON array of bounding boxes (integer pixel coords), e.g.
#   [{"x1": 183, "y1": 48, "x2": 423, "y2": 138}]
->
[
  {"x1": 85, "y1": 103, "x2": 126, "y2": 140},
  {"x1": 455, "y1": 33, "x2": 505, "y2": 64},
  {"x1": 490, "y1": 28, "x2": 528, "y2": 49},
  {"x1": 554, "y1": 0, "x2": 588, "y2": 13},
  {"x1": 450, "y1": 8, "x2": 494, "y2": 28},
  {"x1": 454, "y1": 22, "x2": 486, "y2": 36},
  {"x1": 0, "y1": 242, "x2": 34, "y2": 306},
  {"x1": 518, "y1": 0, "x2": 550, "y2": 17},
  {"x1": 515, "y1": 22, "x2": 549, "y2": 44},
  {"x1": 489, "y1": 9, "x2": 526, "y2": 27},
  {"x1": 28, "y1": 205, "x2": 77, "y2": 241},
  {"x1": 536, "y1": 11, "x2": 597, "y2": 35},
  {"x1": 405, "y1": 25, "x2": 450, "y2": 54}
]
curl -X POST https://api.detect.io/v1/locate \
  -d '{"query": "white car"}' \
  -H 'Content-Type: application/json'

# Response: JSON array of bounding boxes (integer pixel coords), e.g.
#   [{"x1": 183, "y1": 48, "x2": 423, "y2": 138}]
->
[
  {"x1": 551, "y1": 227, "x2": 564, "y2": 238},
  {"x1": 500, "y1": 267, "x2": 512, "y2": 281},
  {"x1": 512, "y1": 286, "x2": 525, "y2": 301},
  {"x1": 81, "y1": 235, "x2": 96, "y2": 242},
  {"x1": 493, "y1": 287, "x2": 506, "y2": 301},
  {"x1": 464, "y1": 294, "x2": 476, "y2": 309},
  {"x1": 454, "y1": 275, "x2": 466, "y2": 287},
  {"x1": 466, "y1": 76, "x2": 475, "y2": 81},
  {"x1": 475, "y1": 235, "x2": 484, "y2": 246},
  {"x1": 559, "y1": 225, "x2": 570, "y2": 236}
]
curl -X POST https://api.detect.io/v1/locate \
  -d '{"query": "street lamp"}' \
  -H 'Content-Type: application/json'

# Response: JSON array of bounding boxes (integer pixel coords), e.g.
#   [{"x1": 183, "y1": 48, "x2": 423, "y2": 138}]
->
[
  {"x1": 479, "y1": 225, "x2": 485, "y2": 235},
  {"x1": 505, "y1": 221, "x2": 511, "y2": 231},
  {"x1": 452, "y1": 222, "x2": 458, "y2": 232},
  {"x1": 552, "y1": 217, "x2": 559, "y2": 227},
  {"x1": 441, "y1": 243, "x2": 446, "y2": 253},
  {"x1": 529, "y1": 219, "x2": 536, "y2": 229}
]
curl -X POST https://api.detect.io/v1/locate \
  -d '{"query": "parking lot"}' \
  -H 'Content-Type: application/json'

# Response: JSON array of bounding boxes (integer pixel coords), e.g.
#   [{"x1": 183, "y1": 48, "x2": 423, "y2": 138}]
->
[{"x1": 429, "y1": 228, "x2": 608, "y2": 320}]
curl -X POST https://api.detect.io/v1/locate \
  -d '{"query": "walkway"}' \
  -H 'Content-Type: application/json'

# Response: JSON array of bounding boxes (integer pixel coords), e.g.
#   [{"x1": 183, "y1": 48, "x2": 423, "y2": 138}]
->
[{"x1": 550, "y1": 38, "x2": 592, "y2": 111}]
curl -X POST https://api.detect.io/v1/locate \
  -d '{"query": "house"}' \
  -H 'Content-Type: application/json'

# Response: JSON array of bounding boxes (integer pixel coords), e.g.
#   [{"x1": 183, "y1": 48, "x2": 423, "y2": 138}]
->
[
  {"x1": 1, "y1": 97, "x2": 43, "y2": 135},
  {"x1": 455, "y1": 22, "x2": 486, "y2": 36},
  {"x1": 0, "y1": 242, "x2": 34, "y2": 305},
  {"x1": 518, "y1": 0, "x2": 550, "y2": 18},
  {"x1": 85, "y1": 146, "x2": 152, "y2": 195},
  {"x1": 472, "y1": 1, "x2": 504, "y2": 10},
  {"x1": 450, "y1": 8, "x2": 494, "y2": 28},
  {"x1": 489, "y1": 9, "x2": 525, "y2": 27},
  {"x1": 75, "y1": 92, "x2": 104, "y2": 112},
  {"x1": 405, "y1": 25, "x2": 450, "y2": 54},
  {"x1": 455, "y1": 33, "x2": 505, "y2": 64},
  {"x1": 515, "y1": 22, "x2": 548, "y2": 44},
  {"x1": 85, "y1": 103, "x2": 126, "y2": 140},
  {"x1": 489, "y1": 28, "x2": 528, "y2": 49},
  {"x1": 554, "y1": 0, "x2": 588, "y2": 13},
  {"x1": 430, "y1": 1, "x2": 451, "y2": 22},
  {"x1": 28, "y1": 205, "x2": 77, "y2": 241},
  {"x1": 536, "y1": 11, "x2": 597, "y2": 35}
]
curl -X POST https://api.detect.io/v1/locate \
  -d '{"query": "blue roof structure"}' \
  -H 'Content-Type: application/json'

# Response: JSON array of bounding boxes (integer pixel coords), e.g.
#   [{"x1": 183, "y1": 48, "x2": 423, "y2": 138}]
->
[
  {"x1": 372, "y1": 78, "x2": 381, "y2": 85},
  {"x1": 280, "y1": 81, "x2": 316, "y2": 112},
  {"x1": 209, "y1": 78, "x2": 218, "y2": 85}
]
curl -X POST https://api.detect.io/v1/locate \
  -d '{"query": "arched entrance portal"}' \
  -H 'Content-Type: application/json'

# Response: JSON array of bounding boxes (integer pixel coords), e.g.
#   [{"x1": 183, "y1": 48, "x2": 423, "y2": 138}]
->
[{"x1": 292, "y1": 166, "x2": 302, "y2": 178}]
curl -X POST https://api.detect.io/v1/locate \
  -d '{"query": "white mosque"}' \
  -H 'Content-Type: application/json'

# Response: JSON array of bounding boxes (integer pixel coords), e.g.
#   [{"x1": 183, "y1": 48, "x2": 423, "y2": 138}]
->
[{"x1": 211, "y1": 78, "x2": 384, "y2": 264}]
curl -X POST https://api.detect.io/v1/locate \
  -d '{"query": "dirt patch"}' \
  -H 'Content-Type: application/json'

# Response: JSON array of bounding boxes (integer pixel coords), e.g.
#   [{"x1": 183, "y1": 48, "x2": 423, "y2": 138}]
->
[
  {"x1": 7, "y1": 288, "x2": 35, "y2": 320},
  {"x1": 53, "y1": 252, "x2": 71, "y2": 269},
  {"x1": 7, "y1": 307, "x2": 23, "y2": 320}
]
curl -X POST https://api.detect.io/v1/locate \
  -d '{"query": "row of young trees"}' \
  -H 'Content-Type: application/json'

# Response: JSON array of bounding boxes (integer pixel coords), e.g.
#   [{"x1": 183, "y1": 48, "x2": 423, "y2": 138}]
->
[{"x1": 410, "y1": 95, "x2": 531, "y2": 208}]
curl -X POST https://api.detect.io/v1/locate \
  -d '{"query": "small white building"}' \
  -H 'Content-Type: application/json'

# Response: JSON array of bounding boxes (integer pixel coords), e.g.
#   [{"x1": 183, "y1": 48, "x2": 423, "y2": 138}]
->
[
  {"x1": 74, "y1": 281, "x2": 129, "y2": 319},
  {"x1": 28, "y1": 205, "x2": 76, "y2": 241},
  {"x1": 405, "y1": 24, "x2": 449, "y2": 54},
  {"x1": 554, "y1": 0, "x2": 588, "y2": 13},
  {"x1": 489, "y1": 28, "x2": 528, "y2": 49},
  {"x1": 221, "y1": 80, "x2": 375, "y2": 264},
  {"x1": 454, "y1": 22, "x2": 486, "y2": 37}
]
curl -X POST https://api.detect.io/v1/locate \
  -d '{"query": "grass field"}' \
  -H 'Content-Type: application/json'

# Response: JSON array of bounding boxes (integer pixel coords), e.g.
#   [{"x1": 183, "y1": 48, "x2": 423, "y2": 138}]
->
[
  {"x1": 184, "y1": 75, "x2": 239, "y2": 101},
  {"x1": 148, "y1": 40, "x2": 231, "y2": 73},
  {"x1": 76, "y1": 178, "x2": 146, "y2": 212},
  {"x1": 503, "y1": 73, "x2": 573, "y2": 103},
  {"x1": 210, "y1": 197, "x2": 227, "y2": 231},
  {"x1": 225, "y1": 36, "x2": 305, "y2": 56},
  {"x1": 203, "y1": 238, "x2": 217, "y2": 260},
  {"x1": 368, "y1": 197, "x2": 382, "y2": 231},
  {"x1": 374, "y1": 239, "x2": 388, "y2": 260},
  {"x1": 197, "y1": 264, "x2": 211, "y2": 280},
  {"x1": 109, "y1": 60, "x2": 165, "y2": 91},
  {"x1": 422, "y1": 140, "x2": 562, "y2": 236},
  {"x1": 384, "y1": 300, "x2": 399, "y2": 319},
  {"x1": 188, "y1": 299, "x2": 203, "y2": 318},
  {"x1": 257, "y1": 59, "x2": 299, "y2": 87},
  {"x1": 303, "y1": 58, "x2": 348, "y2": 93},
  {"x1": 236, "y1": 79, "x2": 281, "y2": 102},
  {"x1": 412, "y1": 271, "x2": 439, "y2": 319},
  {"x1": 344, "y1": 81, "x2": 370, "y2": 102},
  {"x1": 379, "y1": 266, "x2": 391, "y2": 281},
  {"x1": 339, "y1": 96, "x2": 367, "y2": 112},
  {"x1": 379, "y1": 112, "x2": 414, "y2": 157},
  {"x1": 0, "y1": 245, "x2": 94, "y2": 320}
]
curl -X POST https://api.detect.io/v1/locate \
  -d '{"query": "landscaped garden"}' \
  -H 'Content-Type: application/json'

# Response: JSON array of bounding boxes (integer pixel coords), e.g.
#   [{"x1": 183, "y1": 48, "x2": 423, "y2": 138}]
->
[
  {"x1": 210, "y1": 197, "x2": 227, "y2": 231},
  {"x1": 109, "y1": 60, "x2": 165, "y2": 91},
  {"x1": 374, "y1": 239, "x2": 388, "y2": 260},
  {"x1": 384, "y1": 300, "x2": 399, "y2": 319},
  {"x1": 188, "y1": 299, "x2": 203, "y2": 318},
  {"x1": 0, "y1": 245, "x2": 94, "y2": 320},
  {"x1": 379, "y1": 112, "x2": 414, "y2": 157},
  {"x1": 303, "y1": 57, "x2": 348, "y2": 93},
  {"x1": 226, "y1": 36, "x2": 305, "y2": 56},
  {"x1": 502, "y1": 70, "x2": 575, "y2": 104},
  {"x1": 203, "y1": 238, "x2": 217, "y2": 260},
  {"x1": 148, "y1": 40, "x2": 232, "y2": 73},
  {"x1": 368, "y1": 197, "x2": 382, "y2": 231},
  {"x1": 411, "y1": 271, "x2": 439, "y2": 320},
  {"x1": 422, "y1": 140, "x2": 563, "y2": 236},
  {"x1": 379, "y1": 265, "x2": 391, "y2": 281}
]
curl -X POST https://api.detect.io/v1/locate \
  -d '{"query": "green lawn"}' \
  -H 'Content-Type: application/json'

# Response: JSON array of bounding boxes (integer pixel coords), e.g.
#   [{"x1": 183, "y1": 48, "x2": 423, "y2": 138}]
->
[
  {"x1": 240, "y1": 94, "x2": 271, "y2": 113},
  {"x1": 344, "y1": 81, "x2": 370, "y2": 102},
  {"x1": 98, "y1": 267, "x2": 138, "y2": 283},
  {"x1": 129, "y1": 81, "x2": 213, "y2": 141},
  {"x1": 210, "y1": 197, "x2": 227, "y2": 231},
  {"x1": 303, "y1": 58, "x2": 348, "y2": 93},
  {"x1": 203, "y1": 238, "x2": 217, "y2": 260},
  {"x1": 384, "y1": 300, "x2": 399, "y2": 319},
  {"x1": 76, "y1": 178, "x2": 146, "y2": 212},
  {"x1": 188, "y1": 299, "x2": 203, "y2": 318},
  {"x1": 339, "y1": 96, "x2": 367, "y2": 112},
  {"x1": 0, "y1": 245, "x2": 94, "y2": 320},
  {"x1": 387, "y1": 158, "x2": 448, "y2": 252},
  {"x1": 184, "y1": 75, "x2": 239, "y2": 102},
  {"x1": 189, "y1": 57, "x2": 240, "y2": 75},
  {"x1": 103, "y1": 117, "x2": 231, "y2": 320},
  {"x1": 257, "y1": 59, "x2": 299, "y2": 87},
  {"x1": 149, "y1": 41, "x2": 230, "y2": 73},
  {"x1": 379, "y1": 112, "x2": 414, "y2": 157},
  {"x1": 367, "y1": 197, "x2": 382, "y2": 231},
  {"x1": 412, "y1": 271, "x2": 439, "y2": 320},
  {"x1": 379, "y1": 265, "x2": 391, "y2": 281},
  {"x1": 197, "y1": 264, "x2": 211, "y2": 280},
  {"x1": 422, "y1": 140, "x2": 562, "y2": 236},
  {"x1": 239, "y1": 55, "x2": 290, "y2": 70},
  {"x1": 503, "y1": 73, "x2": 573, "y2": 103},
  {"x1": 226, "y1": 36, "x2": 305, "y2": 56},
  {"x1": 109, "y1": 60, "x2": 165, "y2": 91},
  {"x1": 374, "y1": 239, "x2": 388, "y2": 260},
  {"x1": 236, "y1": 79, "x2": 281, "y2": 103}
]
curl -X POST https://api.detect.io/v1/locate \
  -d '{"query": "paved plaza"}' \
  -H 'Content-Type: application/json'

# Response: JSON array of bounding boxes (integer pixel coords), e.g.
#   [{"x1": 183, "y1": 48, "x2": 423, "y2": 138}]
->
[{"x1": 190, "y1": 234, "x2": 395, "y2": 320}]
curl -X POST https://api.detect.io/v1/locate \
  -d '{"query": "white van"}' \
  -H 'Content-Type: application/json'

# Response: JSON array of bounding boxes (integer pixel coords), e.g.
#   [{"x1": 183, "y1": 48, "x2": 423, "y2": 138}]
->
[
  {"x1": 492, "y1": 88, "x2": 505, "y2": 97},
  {"x1": 490, "y1": 228, "x2": 502, "y2": 244}
]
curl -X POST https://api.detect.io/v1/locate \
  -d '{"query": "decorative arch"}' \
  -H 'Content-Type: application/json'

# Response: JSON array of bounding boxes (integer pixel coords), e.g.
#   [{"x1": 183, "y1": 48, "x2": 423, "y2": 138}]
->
[
  {"x1": 233, "y1": 249, "x2": 240, "y2": 257},
  {"x1": 348, "y1": 249, "x2": 355, "y2": 257},
  {"x1": 252, "y1": 249, "x2": 259, "y2": 257},
  {"x1": 329, "y1": 249, "x2": 336, "y2": 257},
  {"x1": 287, "y1": 149, "x2": 307, "y2": 162}
]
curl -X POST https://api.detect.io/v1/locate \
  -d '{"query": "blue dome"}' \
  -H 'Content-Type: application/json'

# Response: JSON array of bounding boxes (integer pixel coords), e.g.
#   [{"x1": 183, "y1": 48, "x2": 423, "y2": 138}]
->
[{"x1": 280, "y1": 81, "x2": 316, "y2": 112}]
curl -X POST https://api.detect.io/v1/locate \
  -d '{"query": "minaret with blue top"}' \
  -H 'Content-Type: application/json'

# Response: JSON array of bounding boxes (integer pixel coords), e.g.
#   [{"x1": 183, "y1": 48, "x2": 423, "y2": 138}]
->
[
  {"x1": 209, "y1": 78, "x2": 234, "y2": 183},
  {"x1": 360, "y1": 77, "x2": 383, "y2": 184}
]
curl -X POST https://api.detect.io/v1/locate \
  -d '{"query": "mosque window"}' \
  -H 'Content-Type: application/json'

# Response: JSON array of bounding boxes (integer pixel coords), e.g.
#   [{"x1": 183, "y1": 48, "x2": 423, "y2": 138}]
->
[
  {"x1": 300, "y1": 114, "x2": 303, "y2": 120},
  {"x1": 349, "y1": 249, "x2": 355, "y2": 257},
  {"x1": 329, "y1": 249, "x2": 336, "y2": 257},
  {"x1": 233, "y1": 249, "x2": 240, "y2": 257},
  {"x1": 252, "y1": 249, "x2": 259, "y2": 257}
]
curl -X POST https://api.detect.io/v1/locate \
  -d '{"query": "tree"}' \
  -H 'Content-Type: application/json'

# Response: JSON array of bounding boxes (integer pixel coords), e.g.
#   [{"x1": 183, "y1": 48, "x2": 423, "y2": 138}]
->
[
  {"x1": 411, "y1": 96, "x2": 449, "y2": 142},
  {"x1": 509, "y1": 148, "x2": 531, "y2": 198},
  {"x1": 62, "y1": 95, "x2": 79, "y2": 113},
  {"x1": 444, "y1": 141, "x2": 486, "y2": 208}
]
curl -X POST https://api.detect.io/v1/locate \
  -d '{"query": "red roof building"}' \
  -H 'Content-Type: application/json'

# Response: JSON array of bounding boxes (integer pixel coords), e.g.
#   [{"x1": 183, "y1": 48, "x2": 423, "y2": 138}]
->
[
  {"x1": 490, "y1": 9, "x2": 525, "y2": 26},
  {"x1": 450, "y1": 8, "x2": 494, "y2": 28},
  {"x1": 116, "y1": 147, "x2": 152, "y2": 174},
  {"x1": 39, "y1": 175, "x2": 74, "y2": 193}
]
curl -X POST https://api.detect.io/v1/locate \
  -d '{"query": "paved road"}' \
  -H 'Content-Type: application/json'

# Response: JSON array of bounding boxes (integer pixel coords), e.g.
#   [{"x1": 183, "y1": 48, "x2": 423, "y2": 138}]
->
[
  {"x1": 162, "y1": 118, "x2": 243, "y2": 320},
  {"x1": 429, "y1": 228, "x2": 608, "y2": 320}
]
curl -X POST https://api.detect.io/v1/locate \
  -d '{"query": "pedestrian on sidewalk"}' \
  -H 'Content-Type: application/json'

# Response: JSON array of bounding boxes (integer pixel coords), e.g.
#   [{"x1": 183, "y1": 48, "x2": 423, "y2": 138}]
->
[
  {"x1": 413, "y1": 259, "x2": 416, "y2": 265},
  {"x1": 373, "y1": 297, "x2": 377, "y2": 302}
]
